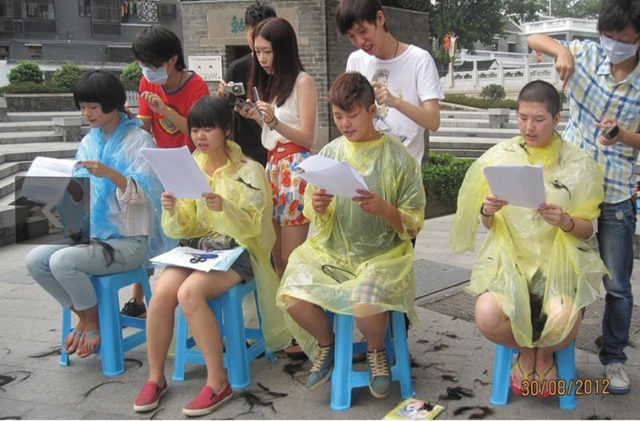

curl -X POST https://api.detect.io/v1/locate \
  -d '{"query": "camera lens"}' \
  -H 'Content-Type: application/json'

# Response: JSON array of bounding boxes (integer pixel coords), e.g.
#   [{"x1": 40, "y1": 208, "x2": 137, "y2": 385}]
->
[{"x1": 232, "y1": 85, "x2": 241, "y2": 94}]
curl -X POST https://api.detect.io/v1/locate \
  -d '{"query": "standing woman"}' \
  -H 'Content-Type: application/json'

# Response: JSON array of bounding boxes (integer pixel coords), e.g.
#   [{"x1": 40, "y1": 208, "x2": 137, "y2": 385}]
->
[
  {"x1": 25, "y1": 70, "x2": 165, "y2": 359},
  {"x1": 240, "y1": 17, "x2": 317, "y2": 280}
]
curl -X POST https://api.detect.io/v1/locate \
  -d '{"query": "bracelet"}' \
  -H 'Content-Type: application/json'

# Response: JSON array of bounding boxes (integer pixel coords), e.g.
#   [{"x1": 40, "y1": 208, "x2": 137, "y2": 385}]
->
[
  {"x1": 561, "y1": 212, "x2": 575, "y2": 233},
  {"x1": 268, "y1": 115, "x2": 279, "y2": 131},
  {"x1": 264, "y1": 115, "x2": 275, "y2": 125},
  {"x1": 480, "y1": 204, "x2": 493, "y2": 218}
]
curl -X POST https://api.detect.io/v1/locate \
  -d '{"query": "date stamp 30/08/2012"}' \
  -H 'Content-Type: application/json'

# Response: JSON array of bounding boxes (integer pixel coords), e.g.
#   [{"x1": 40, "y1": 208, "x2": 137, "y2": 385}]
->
[{"x1": 520, "y1": 378, "x2": 610, "y2": 397}]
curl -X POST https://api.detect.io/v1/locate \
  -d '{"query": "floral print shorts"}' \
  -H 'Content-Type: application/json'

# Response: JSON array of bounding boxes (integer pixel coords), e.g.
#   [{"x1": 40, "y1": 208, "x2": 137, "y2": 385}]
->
[{"x1": 267, "y1": 151, "x2": 310, "y2": 226}]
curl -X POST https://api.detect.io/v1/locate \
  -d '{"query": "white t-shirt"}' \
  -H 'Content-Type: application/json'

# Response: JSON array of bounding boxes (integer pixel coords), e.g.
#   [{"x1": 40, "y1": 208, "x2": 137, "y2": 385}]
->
[{"x1": 346, "y1": 44, "x2": 444, "y2": 163}]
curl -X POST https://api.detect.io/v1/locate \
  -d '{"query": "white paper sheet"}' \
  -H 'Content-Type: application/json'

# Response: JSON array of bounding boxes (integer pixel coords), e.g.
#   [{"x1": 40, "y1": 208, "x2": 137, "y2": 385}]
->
[
  {"x1": 21, "y1": 157, "x2": 80, "y2": 205},
  {"x1": 297, "y1": 155, "x2": 368, "y2": 198},
  {"x1": 149, "y1": 246, "x2": 245, "y2": 272},
  {"x1": 483, "y1": 164, "x2": 545, "y2": 209},
  {"x1": 139, "y1": 146, "x2": 210, "y2": 199}
]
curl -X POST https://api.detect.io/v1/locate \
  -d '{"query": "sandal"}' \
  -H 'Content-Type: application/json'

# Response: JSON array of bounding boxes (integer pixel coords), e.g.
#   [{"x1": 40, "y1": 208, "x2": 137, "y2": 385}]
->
[
  {"x1": 510, "y1": 354, "x2": 535, "y2": 396},
  {"x1": 534, "y1": 359, "x2": 557, "y2": 399},
  {"x1": 284, "y1": 339, "x2": 307, "y2": 361},
  {"x1": 64, "y1": 329, "x2": 83, "y2": 354},
  {"x1": 77, "y1": 329, "x2": 100, "y2": 358}
]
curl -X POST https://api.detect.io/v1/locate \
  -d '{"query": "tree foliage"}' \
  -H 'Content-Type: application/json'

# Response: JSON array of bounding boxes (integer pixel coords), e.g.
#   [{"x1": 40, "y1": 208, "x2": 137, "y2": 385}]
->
[
  {"x1": 549, "y1": 0, "x2": 600, "y2": 19},
  {"x1": 427, "y1": 0, "x2": 545, "y2": 51}
]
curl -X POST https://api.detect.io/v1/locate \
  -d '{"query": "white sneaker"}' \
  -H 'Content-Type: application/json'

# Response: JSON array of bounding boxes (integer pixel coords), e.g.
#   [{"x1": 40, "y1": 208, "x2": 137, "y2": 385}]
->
[{"x1": 604, "y1": 363, "x2": 630, "y2": 394}]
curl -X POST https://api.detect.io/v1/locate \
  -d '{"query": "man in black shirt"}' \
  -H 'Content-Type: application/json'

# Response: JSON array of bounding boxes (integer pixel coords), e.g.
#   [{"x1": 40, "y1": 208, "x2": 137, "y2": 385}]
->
[{"x1": 217, "y1": 1, "x2": 276, "y2": 166}]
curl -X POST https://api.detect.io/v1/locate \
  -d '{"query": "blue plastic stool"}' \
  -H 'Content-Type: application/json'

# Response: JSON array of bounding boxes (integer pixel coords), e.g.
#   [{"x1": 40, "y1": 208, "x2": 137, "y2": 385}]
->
[
  {"x1": 60, "y1": 266, "x2": 151, "y2": 377},
  {"x1": 329, "y1": 311, "x2": 414, "y2": 410},
  {"x1": 172, "y1": 278, "x2": 275, "y2": 389},
  {"x1": 490, "y1": 342, "x2": 577, "y2": 410}
]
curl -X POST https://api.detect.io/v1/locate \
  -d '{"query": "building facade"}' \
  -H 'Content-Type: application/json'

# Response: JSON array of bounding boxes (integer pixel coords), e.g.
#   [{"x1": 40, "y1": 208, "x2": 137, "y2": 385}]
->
[{"x1": 0, "y1": 0, "x2": 182, "y2": 65}]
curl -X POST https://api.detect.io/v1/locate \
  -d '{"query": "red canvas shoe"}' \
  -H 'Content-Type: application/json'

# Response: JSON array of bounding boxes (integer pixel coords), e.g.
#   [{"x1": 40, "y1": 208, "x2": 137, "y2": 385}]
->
[
  {"x1": 133, "y1": 380, "x2": 167, "y2": 412},
  {"x1": 183, "y1": 382, "x2": 233, "y2": 417}
]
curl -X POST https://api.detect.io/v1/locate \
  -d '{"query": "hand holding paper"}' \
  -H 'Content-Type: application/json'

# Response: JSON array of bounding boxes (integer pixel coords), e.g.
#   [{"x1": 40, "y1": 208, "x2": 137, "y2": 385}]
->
[
  {"x1": 139, "y1": 146, "x2": 210, "y2": 199},
  {"x1": 298, "y1": 155, "x2": 368, "y2": 198},
  {"x1": 482, "y1": 165, "x2": 545, "y2": 209}
]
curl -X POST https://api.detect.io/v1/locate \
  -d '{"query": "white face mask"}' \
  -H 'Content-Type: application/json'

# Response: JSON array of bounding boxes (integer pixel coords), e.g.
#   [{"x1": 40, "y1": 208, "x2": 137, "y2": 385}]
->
[
  {"x1": 600, "y1": 34, "x2": 639, "y2": 64},
  {"x1": 140, "y1": 64, "x2": 169, "y2": 85}
]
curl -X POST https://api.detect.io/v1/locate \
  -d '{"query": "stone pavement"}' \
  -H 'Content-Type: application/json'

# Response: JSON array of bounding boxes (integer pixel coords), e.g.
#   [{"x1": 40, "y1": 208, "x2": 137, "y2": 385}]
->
[{"x1": 1, "y1": 214, "x2": 639, "y2": 419}]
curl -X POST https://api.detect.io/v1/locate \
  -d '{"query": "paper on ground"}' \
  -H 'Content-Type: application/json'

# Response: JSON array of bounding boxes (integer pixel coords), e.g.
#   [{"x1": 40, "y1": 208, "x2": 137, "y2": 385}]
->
[
  {"x1": 383, "y1": 398, "x2": 444, "y2": 420},
  {"x1": 297, "y1": 155, "x2": 368, "y2": 198},
  {"x1": 21, "y1": 157, "x2": 80, "y2": 205},
  {"x1": 139, "y1": 146, "x2": 210, "y2": 199},
  {"x1": 483, "y1": 164, "x2": 545, "y2": 209},
  {"x1": 150, "y1": 246, "x2": 245, "y2": 272}
]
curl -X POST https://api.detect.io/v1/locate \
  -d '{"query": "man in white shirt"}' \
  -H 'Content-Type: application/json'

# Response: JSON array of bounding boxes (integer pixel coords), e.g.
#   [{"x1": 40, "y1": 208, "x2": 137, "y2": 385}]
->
[{"x1": 336, "y1": 0, "x2": 444, "y2": 164}]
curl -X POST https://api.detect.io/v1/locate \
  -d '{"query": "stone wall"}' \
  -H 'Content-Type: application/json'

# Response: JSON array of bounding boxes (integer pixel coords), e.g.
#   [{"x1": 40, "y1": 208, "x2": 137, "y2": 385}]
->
[{"x1": 5, "y1": 93, "x2": 76, "y2": 112}]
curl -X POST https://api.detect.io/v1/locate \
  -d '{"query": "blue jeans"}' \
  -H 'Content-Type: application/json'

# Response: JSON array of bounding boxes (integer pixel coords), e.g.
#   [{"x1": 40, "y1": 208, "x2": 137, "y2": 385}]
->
[
  {"x1": 597, "y1": 198, "x2": 636, "y2": 365},
  {"x1": 25, "y1": 236, "x2": 147, "y2": 311}
]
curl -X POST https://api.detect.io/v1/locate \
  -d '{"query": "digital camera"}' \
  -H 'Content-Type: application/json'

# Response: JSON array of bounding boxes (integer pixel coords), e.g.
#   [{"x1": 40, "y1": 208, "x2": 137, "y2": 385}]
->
[{"x1": 225, "y1": 82, "x2": 249, "y2": 108}]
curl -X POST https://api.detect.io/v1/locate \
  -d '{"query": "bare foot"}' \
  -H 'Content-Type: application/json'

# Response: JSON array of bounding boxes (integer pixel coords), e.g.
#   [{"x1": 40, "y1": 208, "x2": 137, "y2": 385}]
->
[
  {"x1": 77, "y1": 329, "x2": 100, "y2": 358},
  {"x1": 64, "y1": 318, "x2": 85, "y2": 354}
]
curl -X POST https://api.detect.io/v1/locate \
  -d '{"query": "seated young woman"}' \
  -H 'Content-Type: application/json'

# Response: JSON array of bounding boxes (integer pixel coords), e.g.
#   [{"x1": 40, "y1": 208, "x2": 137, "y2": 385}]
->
[
  {"x1": 451, "y1": 80, "x2": 608, "y2": 399},
  {"x1": 133, "y1": 96, "x2": 290, "y2": 417}
]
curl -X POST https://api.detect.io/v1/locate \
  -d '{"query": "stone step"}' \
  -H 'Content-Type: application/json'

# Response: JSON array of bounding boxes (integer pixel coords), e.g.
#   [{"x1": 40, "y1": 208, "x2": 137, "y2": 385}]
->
[
  {"x1": 0, "y1": 142, "x2": 78, "y2": 164},
  {"x1": 434, "y1": 127, "x2": 517, "y2": 139},
  {"x1": 0, "y1": 131, "x2": 63, "y2": 144},
  {"x1": 430, "y1": 138, "x2": 498, "y2": 150},
  {"x1": 0, "y1": 121, "x2": 55, "y2": 133},
  {"x1": 6, "y1": 111, "x2": 82, "y2": 122},
  {"x1": 440, "y1": 109, "x2": 570, "y2": 120},
  {"x1": 0, "y1": 161, "x2": 30, "y2": 180},
  {"x1": 0, "y1": 170, "x2": 27, "y2": 199},
  {"x1": 438, "y1": 118, "x2": 568, "y2": 131}
]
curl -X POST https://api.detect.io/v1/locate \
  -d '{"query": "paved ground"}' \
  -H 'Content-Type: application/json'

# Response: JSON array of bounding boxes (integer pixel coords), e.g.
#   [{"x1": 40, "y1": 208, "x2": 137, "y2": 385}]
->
[{"x1": 1, "y1": 214, "x2": 639, "y2": 419}]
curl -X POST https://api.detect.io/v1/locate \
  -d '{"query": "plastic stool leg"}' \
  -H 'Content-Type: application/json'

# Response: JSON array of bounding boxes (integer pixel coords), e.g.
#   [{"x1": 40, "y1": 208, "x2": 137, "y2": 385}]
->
[
  {"x1": 556, "y1": 343, "x2": 577, "y2": 410},
  {"x1": 59, "y1": 308, "x2": 71, "y2": 366},
  {"x1": 222, "y1": 288, "x2": 250, "y2": 389},
  {"x1": 94, "y1": 282, "x2": 125, "y2": 376},
  {"x1": 331, "y1": 314, "x2": 355, "y2": 411},
  {"x1": 390, "y1": 311, "x2": 414, "y2": 399},
  {"x1": 490, "y1": 345, "x2": 514, "y2": 405},
  {"x1": 172, "y1": 307, "x2": 188, "y2": 381}
]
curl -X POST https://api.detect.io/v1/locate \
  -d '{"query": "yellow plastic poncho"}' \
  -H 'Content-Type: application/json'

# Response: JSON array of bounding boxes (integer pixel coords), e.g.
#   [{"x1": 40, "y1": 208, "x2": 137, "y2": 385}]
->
[
  {"x1": 451, "y1": 133, "x2": 607, "y2": 348},
  {"x1": 162, "y1": 141, "x2": 291, "y2": 352},
  {"x1": 276, "y1": 134, "x2": 426, "y2": 359}
]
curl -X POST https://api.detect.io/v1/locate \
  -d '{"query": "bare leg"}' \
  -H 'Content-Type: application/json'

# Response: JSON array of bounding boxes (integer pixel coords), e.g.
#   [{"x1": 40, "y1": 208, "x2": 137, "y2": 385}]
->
[
  {"x1": 132, "y1": 283, "x2": 144, "y2": 304},
  {"x1": 145, "y1": 267, "x2": 192, "y2": 384},
  {"x1": 475, "y1": 292, "x2": 535, "y2": 385},
  {"x1": 178, "y1": 269, "x2": 243, "y2": 391},
  {"x1": 355, "y1": 312, "x2": 389, "y2": 351},
  {"x1": 286, "y1": 299, "x2": 333, "y2": 346},
  {"x1": 273, "y1": 223, "x2": 309, "y2": 279}
]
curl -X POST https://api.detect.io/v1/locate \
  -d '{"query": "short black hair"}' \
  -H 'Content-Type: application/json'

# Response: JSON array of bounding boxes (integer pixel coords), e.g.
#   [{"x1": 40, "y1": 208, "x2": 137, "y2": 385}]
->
[
  {"x1": 329, "y1": 72, "x2": 375, "y2": 112},
  {"x1": 336, "y1": 0, "x2": 386, "y2": 35},
  {"x1": 517, "y1": 80, "x2": 560, "y2": 116},
  {"x1": 132, "y1": 25, "x2": 186, "y2": 70},
  {"x1": 245, "y1": 1, "x2": 276, "y2": 28},
  {"x1": 73, "y1": 70, "x2": 125, "y2": 113},
  {"x1": 597, "y1": 0, "x2": 640, "y2": 35},
  {"x1": 187, "y1": 96, "x2": 232, "y2": 134}
]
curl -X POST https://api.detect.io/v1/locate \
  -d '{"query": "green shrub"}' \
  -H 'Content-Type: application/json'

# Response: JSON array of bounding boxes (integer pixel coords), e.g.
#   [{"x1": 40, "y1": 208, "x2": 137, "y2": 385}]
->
[
  {"x1": 558, "y1": 90, "x2": 567, "y2": 105},
  {"x1": 480, "y1": 84, "x2": 506, "y2": 102},
  {"x1": 444, "y1": 93, "x2": 517, "y2": 109},
  {"x1": 423, "y1": 152, "x2": 473, "y2": 213},
  {"x1": 8, "y1": 60, "x2": 43, "y2": 84},
  {"x1": 121, "y1": 62, "x2": 142, "y2": 82},
  {"x1": 51, "y1": 63, "x2": 83, "y2": 91},
  {"x1": 1, "y1": 82, "x2": 68, "y2": 94}
]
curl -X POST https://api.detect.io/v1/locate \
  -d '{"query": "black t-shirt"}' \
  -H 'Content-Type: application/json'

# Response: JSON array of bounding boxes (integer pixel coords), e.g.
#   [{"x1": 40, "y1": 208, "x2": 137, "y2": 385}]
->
[{"x1": 225, "y1": 54, "x2": 268, "y2": 166}]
